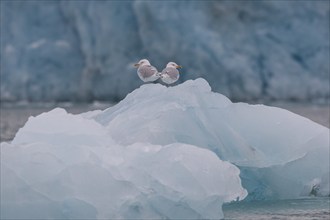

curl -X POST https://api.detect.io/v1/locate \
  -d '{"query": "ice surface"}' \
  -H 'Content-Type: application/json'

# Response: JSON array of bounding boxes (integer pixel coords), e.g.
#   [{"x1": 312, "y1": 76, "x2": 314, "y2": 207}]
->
[
  {"x1": 1, "y1": 141, "x2": 246, "y2": 219},
  {"x1": 95, "y1": 79, "x2": 328, "y2": 167},
  {"x1": 1, "y1": 104, "x2": 246, "y2": 219},
  {"x1": 1, "y1": 1, "x2": 329, "y2": 102},
  {"x1": 1, "y1": 78, "x2": 329, "y2": 219},
  {"x1": 94, "y1": 78, "x2": 329, "y2": 200}
]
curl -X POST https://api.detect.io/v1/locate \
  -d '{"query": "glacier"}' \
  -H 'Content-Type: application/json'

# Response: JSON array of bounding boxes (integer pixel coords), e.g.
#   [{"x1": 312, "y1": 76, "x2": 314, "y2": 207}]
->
[
  {"x1": 1, "y1": 1, "x2": 329, "y2": 102},
  {"x1": 1, "y1": 78, "x2": 329, "y2": 219}
]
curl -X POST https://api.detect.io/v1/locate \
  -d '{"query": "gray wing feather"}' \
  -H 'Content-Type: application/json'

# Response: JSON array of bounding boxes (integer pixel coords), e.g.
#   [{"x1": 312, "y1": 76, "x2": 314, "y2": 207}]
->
[
  {"x1": 161, "y1": 67, "x2": 179, "y2": 79},
  {"x1": 138, "y1": 65, "x2": 158, "y2": 78}
]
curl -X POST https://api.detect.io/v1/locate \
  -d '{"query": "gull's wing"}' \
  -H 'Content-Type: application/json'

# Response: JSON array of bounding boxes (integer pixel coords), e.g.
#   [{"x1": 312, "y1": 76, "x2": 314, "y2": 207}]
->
[
  {"x1": 160, "y1": 67, "x2": 180, "y2": 84},
  {"x1": 138, "y1": 65, "x2": 158, "y2": 78},
  {"x1": 161, "y1": 67, "x2": 179, "y2": 79}
]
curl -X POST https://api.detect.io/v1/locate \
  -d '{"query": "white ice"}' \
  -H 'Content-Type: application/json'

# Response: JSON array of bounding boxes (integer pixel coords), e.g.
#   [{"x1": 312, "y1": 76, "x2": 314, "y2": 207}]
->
[{"x1": 1, "y1": 78, "x2": 329, "y2": 219}]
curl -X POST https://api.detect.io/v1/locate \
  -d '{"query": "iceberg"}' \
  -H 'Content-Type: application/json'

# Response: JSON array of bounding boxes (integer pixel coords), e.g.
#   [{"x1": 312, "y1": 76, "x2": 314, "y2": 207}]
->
[
  {"x1": 94, "y1": 78, "x2": 329, "y2": 200},
  {"x1": 1, "y1": 78, "x2": 329, "y2": 219}
]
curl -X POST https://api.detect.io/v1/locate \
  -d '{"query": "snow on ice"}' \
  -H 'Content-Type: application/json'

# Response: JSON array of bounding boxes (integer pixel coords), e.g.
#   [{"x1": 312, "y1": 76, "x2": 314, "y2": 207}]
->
[{"x1": 1, "y1": 78, "x2": 329, "y2": 219}]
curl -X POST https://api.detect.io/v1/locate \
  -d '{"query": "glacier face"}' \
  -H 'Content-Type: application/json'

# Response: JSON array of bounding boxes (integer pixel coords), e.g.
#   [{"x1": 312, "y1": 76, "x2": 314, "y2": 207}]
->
[
  {"x1": 1, "y1": 78, "x2": 329, "y2": 219},
  {"x1": 1, "y1": 1, "x2": 329, "y2": 102}
]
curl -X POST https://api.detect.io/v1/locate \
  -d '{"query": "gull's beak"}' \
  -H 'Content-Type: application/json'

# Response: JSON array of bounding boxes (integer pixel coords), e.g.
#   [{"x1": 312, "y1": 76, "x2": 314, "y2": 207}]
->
[
  {"x1": 176, "y1": 65, "x2": 182, "y2": 69},
  {"x1": 134, "y1": 63, "x2": 139, "y2": 67}
]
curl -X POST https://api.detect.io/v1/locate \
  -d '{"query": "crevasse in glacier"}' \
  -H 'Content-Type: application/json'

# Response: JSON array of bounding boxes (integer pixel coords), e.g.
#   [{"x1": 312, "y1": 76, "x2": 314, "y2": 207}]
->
[{"x1": 1, "y1": 78, "x2": 329, "y2": 219}]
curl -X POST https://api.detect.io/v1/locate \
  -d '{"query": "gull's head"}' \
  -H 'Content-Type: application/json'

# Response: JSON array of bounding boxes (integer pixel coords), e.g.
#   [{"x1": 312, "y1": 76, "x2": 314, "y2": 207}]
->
[
  {"x1": 134, "y1": 59, "x2": 151, "y2": 68},
  {"x1": 166, "y1": 62, "x2": 182, "y2": 69}
]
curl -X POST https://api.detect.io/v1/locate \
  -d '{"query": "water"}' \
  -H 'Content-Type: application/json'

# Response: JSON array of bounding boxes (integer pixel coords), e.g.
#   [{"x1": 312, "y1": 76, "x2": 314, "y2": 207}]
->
[{"x1": 223, "y1": 197, "x2": 330, "y2": 220}]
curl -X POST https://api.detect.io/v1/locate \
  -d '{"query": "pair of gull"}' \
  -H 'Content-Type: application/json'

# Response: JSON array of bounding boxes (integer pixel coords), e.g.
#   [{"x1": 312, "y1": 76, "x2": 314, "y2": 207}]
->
[{"x1": 134, "y1": 59, "x2": 182, "y2": 84}]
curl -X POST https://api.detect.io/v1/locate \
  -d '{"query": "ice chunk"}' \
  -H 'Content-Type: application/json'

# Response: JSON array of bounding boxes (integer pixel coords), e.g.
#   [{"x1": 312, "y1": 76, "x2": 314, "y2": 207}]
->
[
  {"x1": 95, "y1": 78, "x2": 329, "y2": 199},
  {"x1": 95, "y1": 78, "x2": 328, "y2": 167},
  {"x1": 1, "y1": 103, "x2": 246, "y2": 219},
  {"x1": 13, "y1": 108, "x2": 113, "y2": 146},
  {"x1": 1, "y1": 78, "x2": 328, "y2": 219}
]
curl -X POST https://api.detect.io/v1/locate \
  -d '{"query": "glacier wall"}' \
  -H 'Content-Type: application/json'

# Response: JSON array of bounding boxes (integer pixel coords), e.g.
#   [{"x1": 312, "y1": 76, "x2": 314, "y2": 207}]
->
[{"x1": 1, "y1": 1, "x2": 329, "y2": 102}]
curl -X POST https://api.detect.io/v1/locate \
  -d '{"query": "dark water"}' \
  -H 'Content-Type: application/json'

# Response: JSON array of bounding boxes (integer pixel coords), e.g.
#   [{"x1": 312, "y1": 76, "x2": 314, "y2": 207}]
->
[{"x1": 223, "y1": 197, "x2": 330, "y2": 220}]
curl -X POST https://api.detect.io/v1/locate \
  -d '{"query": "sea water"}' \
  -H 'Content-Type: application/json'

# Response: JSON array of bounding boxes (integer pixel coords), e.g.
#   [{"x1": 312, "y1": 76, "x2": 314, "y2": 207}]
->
[{"x1": 223, "y1": 197, "x2": 330, "y2": 220}]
